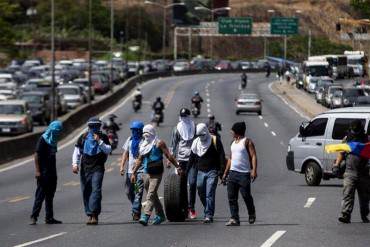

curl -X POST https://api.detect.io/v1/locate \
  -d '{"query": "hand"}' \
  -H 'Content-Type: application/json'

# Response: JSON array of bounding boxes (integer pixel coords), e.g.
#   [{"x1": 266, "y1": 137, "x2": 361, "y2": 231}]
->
[
  {"x1": 176, "y1": 167, "x2": 182, "y2": 176},
  {"x1": 166, "y1": 160, "x2": 172, "y2": 168},
  {"x1": 332, "y1": 165, "x2": 340, "y2": 177},
  {"x1": 93, "y1": 133, "x2": 101, "y2": 142},
  {"x1": 250, "y1": 169, "x2": 257, "y2": 182},
  {"x1": 131, "y1": 174, "x2": 136, "y2": 184},
  {"x1": 120, "y1": 167, "x2": 125, "y2": 176},
  {"x1": 72, "y1": 165, "x2": 79, "y2": 174},
  {"x1": 35, "y1": 170, "x2": 41, "y2": 179}
]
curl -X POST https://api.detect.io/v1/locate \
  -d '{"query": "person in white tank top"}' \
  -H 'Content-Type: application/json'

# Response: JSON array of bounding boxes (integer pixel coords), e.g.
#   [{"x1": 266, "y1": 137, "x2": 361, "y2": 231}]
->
[{"x1": 222, "y1": 122, "x2": 258, "y2": 226}]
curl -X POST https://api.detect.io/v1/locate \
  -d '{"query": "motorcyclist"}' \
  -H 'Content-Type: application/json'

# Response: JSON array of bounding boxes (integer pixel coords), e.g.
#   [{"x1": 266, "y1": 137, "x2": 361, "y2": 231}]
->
[
  {"x1": 133, "y1": 88, "x2": 142, "y2": 104},
  {"x1": 265, "y1": 63, "x2": 271, "y2": 78},
  {"x1": 103, "y1": 114, "x2": 120, "y2": 133},
  {"x1": 207, "y1": 115, "x2": 222, "y2": 137},
  {"x1": 241, "y1": 72, "x2": 247, "y2": 88},
  {"x1": 152, "y1": 97, "x2": 165, "y2": 123},
  {"x1": 191, "y1": 92, "x2": 203, "y2": 111}
]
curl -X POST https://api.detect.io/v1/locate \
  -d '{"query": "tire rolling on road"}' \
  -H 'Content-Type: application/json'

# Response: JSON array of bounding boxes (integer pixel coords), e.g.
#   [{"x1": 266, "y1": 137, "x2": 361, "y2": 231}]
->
[{"x1": 164, "y1": 173, "x2": 188, "y2": 222}]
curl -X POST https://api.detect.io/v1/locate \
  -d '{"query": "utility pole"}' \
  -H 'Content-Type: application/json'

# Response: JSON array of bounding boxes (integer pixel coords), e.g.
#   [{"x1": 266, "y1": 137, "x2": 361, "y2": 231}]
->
[
  {"x1": 308, "y1": 29, "x2": 311, "y2": 58},
  {"x1": 188, "y1": 28, "x2": 192, "y2": 60},
  {"x1": 87, "y1": 0, "x2": 92, "y2": 104},
  {"x1": 110, "y1": 0, "x2": 114, "y2": 92},
  {"x1": 174, "y1": 28, "x2": 177, "y2": 60},
  {"x1": 284, "y1": 35, "x2": 287, "y2": 61},
  {"x1": 162, "y1": 6, "x2": 167, "y2": 59},
  {"x1": 264, "y1": 37, "x2": 267, "y2": 58},
  {"x1": 51, "y1": 0, "x2": 56, "y2": 120}
]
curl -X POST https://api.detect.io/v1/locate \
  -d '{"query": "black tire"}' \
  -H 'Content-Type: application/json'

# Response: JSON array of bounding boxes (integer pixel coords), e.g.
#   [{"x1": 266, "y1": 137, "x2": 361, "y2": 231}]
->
[
  {"x1": 304, "y1": 162, "x2": 322, "y2": 186},
  {"x1": 258, "y1": 110, "x2": 262, "y2": 116},
  {"x1": 236, "y1": 111, "x2": 240, "y2": 115},
  {"x1": 164, "y1": 173, "x2": 187, "y2": 222}
]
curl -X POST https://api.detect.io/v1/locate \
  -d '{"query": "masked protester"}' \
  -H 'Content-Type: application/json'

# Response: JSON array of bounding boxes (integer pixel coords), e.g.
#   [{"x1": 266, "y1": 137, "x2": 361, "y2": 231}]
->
[
  {"x1": 222, "y1": 122, "x2": 257, "y2": 226},
  {"x1": 333, "y1": 120, "x2": 370, "y2": 223},
  {"x1": 119, "y1": 121, "x2": 145, "y2": 221},
  {"x1": 207, "y1": 115, "x2": 222, "y2": 137},
  {"x1": 72, "y1": 117, "x2": 111, "y2": 225},
  {"x1": 131, "y1": 124, "x2": 181, "y2": 226},
  {"x1": 30, "y1": 121, "x2": 63, "y2": 225},
  {"x1": 189, "y1": 123, "x2": 226, "y2": 224},
  {"x1": 170, "y1": 108, "x2": 197, "y2": 219}
]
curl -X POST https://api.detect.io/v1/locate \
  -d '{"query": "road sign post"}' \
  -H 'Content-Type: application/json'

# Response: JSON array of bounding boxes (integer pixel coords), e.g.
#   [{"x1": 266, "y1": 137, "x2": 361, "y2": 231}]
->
[{"x1": 218, "y1": 17, "x2": 253, "y2": 35}]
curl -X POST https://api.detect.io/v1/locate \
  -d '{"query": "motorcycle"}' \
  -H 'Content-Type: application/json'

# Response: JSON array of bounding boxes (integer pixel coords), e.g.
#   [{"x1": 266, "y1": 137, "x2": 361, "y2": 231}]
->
[
  {"x1": 152, "y1": 109, "x2": 163, "y2": 127},
  {"x1": 241, "y1": 80, "x2": 247, "y2": 89},
  {"x1": 103, "y1": 114, "x2": 120, "y2": 153},
  {"x1": 191, "y1": 103, "x2": 200, "y2": 118},
  {"x1": 107, "y1": 130, "x2": 118, "y2": 152},
  {"x1": 132, "y1": 99, "x2": 141, "y2": 112}
]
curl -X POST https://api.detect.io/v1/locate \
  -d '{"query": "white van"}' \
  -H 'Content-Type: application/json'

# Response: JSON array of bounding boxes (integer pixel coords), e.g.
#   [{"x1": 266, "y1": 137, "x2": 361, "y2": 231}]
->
[{"x1": 287, "y1": 107, "x2": 370, "y2": 186}]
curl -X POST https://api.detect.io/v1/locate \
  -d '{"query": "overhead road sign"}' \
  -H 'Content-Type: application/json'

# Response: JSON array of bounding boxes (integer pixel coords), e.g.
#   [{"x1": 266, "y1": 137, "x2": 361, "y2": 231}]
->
[
  {"x1": 218, "y1": 17, "x2": 253, "y2": 35},
  {"x1": 270, "y1": 17, "x2": 299, "y2": 35}
]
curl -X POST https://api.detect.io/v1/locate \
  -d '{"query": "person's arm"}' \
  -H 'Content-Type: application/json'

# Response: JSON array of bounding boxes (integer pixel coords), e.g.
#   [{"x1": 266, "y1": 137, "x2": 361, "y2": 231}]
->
[
  {"x1": 170, "y1": 128, "x2": 179, "y2": 157},
  {"x1": 222, "y1": 154, "x2": 232, "y2": 181},
  {"x1": 159, "y1": 140, "x2": 181, "y2": 173},
  {"x1": 34, "y1": 153, "x2": 41, "y2": 179},
  {"x1": 96, "y1": 134, "x2": 112, "y2": 154},
  {"x1": 72, "y1": 147, "x2": 81, "y2": 174},
  {"x1": 217, "y1": 138, "x2": 226, "y2": 178},
  {"x1": 246, "y1": 139, "x2": 258, "y2": 181},
  {"x1": 119, "y1": 151, "x2": 129, "y2": 176},
  {"x1": 131, "y1": 155, "x2": 143, "y2": 183}
]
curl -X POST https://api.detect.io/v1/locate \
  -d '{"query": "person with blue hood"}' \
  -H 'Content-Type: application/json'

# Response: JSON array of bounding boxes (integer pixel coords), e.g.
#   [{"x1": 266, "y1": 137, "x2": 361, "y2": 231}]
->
[
  {"x1": 30, "y1": 120, "x2": 63, "y2": 225},
  {"x1": 72, "y1": 117, "x2": 111, "y2": 225},
  {"x1": 119, "y1": 120, "x2": 144, "y2": 221}
]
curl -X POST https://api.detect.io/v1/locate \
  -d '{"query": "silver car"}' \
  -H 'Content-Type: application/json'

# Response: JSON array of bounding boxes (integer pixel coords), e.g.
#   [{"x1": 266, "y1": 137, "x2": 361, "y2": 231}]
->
[
  {"x1": 57, "y1": 85, "x2": 84, "y2": 109},
  {"x1": 0, "y1": 100, "x2": 33, "y2": 134},
  {"x1": 235, "y1": 93, "x2": 262, "y2": 115}
]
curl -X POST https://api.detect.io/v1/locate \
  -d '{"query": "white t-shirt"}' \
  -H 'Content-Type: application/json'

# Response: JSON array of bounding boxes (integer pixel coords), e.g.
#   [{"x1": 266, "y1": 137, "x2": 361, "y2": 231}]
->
[{"x1": 123, "y1": 137, "x2": 141, "y2": 174}]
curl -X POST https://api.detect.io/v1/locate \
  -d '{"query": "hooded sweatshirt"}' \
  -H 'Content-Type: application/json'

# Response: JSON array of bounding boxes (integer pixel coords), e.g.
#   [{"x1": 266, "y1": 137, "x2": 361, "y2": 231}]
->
[{"x1": 171, "y1": 116, "x2": 195, "y2": 161}]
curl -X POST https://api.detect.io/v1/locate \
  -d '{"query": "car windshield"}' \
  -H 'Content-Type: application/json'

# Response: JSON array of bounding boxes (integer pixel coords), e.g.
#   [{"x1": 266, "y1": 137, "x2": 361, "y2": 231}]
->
[
  {"x1": 344, "y1": 89, "x2": 365, "y2": 97},
  {"x1": 21, "y1": 95, "x2": 42, "y2": 103},
  {"x1": 59, "y1": 88, "x2": 79, "y2": 95},
  {"x1": 241, "y1": 94, "x2": 258, "y2": 99},
  {"x1": 318, "y1": 81, "x2": 331, "y2": 87},
  {"x1": 333, "y1": 91, "x2": 343, "y2": 97},
  {"x1": 74, "y1": 80, "x2": 88, "y2": 86},
  {"x1": 0, "y1": 104, "x2": 24, "y2": 114},
  {"x1": 308, "y1": 66, "x2": 329, "y2": 76},
  {"x1": 348, "y1": 58, "x2": 362, "y2": 65},
  {"x1": 0, "y1": 78, "x2": 11, "y2": 83}
]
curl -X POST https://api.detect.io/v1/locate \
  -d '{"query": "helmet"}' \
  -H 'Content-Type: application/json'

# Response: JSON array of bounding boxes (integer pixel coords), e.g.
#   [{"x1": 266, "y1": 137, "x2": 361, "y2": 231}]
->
[
  {"x1": 208, "y1": 115, "x2": 215, "y2": 120},
  {"x1": 130, "y1": 120, "x2": 144, "y2": 130},
  {"x1": 107, "y1": 114, "x2": 117, "y2": 120},
  {"x1": 179, "y1": 108, "x2": 191, "y2": 117},
  {"x1": 87, "y1": 117, "x2": 102, "y2": 129},
  {"x1": 194, "y1": 91, "x2": 199, "y2": 96},
  {"x1": 156, "y1": 97, "x2": 161, "y2": 101}
]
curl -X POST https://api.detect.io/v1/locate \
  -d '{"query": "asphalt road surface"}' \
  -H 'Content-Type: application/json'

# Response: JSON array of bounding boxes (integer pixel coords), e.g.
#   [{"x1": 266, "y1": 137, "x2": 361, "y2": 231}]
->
[{"x1": 0, "y1": 74, "x2": 369, "y2": 247}]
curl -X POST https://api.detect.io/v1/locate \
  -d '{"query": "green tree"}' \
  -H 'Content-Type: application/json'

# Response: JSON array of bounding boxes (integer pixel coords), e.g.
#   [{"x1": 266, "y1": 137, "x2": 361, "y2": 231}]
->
[
  {"x1": 0, "y1": 1, "x2": 21, "y2": 45},
  {"x1": 351, "y1": 0, "x2": 370, "y2": 17}
]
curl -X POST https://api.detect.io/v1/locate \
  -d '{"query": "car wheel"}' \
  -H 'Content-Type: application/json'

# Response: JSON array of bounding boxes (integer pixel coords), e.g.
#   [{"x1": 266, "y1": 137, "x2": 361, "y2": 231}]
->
[
  {"x1": 304, "y1": 162, "x2": 322, "y2": 186},
  {"x1": 236, "y1": 111, "x2": 240, "y2": 115},
  {"x1": 164, "y1": 173, "x2": 187, "y2": 222},
  {"x1": 258, "y1": 111, "x2": 262, "y2": 116}
]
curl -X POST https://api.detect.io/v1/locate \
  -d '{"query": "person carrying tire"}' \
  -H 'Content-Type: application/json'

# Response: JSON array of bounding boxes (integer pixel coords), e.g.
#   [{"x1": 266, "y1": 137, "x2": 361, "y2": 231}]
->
[
  {"x1": 222, "y1": 122, "x2": 257, "y2": 226},
  {"x1": 170, "y1": 108, "x2": 198, "y2": 219},
  {"x1": 30, "y1": 121, "x2": 63, "y2": 225},
  {"x1": 71, "y1": 117, "x2": 112, "y2": 225},
  {"x1": 131, "y1": 124, "x2": 182, "y2": 226},
  {"x1": 333, "y1": 120, "x2": 370, "y2": 224},
  {"x1": 119, "y1": 121, "x2": 144, "y2": 221},
  {"x1": 189, "y1": 123, "x2": 226, "y2": 224}
]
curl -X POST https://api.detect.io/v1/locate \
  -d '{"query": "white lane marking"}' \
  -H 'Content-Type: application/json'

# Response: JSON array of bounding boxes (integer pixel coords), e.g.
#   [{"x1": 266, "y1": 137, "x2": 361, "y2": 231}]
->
[
  {"x1": 268, "y1": 82, "x2": 310, "y2": 120},
  {"x1": 206, "y1": 93, "x2": 210, "y2": 97},
  {"x1": 7, "y1": 196, "x2": 31, "y2": 203},
  {"x1": 0, "y1": 78, "x2": 163, "y2": 174},
  {"x1": 206, "y1": 103, "x2": 210, "y2": 108},
  {"x1": 264, "y1": 122, "x2": 269, "y2": 128},
  {"x1": 271, "y1": 131, "x2": 277, "y2": 136},
  {"x1": 304, "y1": 197, "x2": 316, "y2": 208},
  {"x1": 259, "y1": 116, "x2": 263, "y2": 120},
  {"x1": 13, "y1": 232, "x2": 67, "y2": 247},
  {"x1": 207, "y1": 108, "x2": 211, "y2": 113},
  {"x1": 260, "y1": 231, "x2": 286, "y2": 247},
  {"x1": 211, "y1": 81, "x2": 215, "y2": 84},
  {"x1": 206, "y1": 98, "x2": 210, "y2": 102}
]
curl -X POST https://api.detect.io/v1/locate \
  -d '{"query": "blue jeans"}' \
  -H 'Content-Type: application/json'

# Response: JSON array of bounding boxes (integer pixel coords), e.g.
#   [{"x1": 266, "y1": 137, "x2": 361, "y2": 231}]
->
[
  {"x1": 187, "y1": 165, "x2": 198, "y2": 210},
  {"x1": 126, "y1": 172, "x2": 144, "y2": 214},
  {"x1": 30, "y1": 176, "x2": 57, "y2": 220},
  {"x1": 80, "y1": 169, "x2": 104, "y2": 216},
  {"x1": 197, "y1": 169, "x2": 218, "y2": 219}
]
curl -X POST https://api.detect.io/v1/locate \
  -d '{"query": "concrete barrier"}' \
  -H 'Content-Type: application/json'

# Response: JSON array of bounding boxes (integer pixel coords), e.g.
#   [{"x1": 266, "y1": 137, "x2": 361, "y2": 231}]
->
[{"x1": 0, "y1": 69, "x2": 265, "y2": 164}]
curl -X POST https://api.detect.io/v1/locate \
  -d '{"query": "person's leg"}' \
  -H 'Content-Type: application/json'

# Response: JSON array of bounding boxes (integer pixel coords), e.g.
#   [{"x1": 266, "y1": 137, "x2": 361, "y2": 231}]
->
[
  {"x1": 80, "y1": 169, "x2": 92, "y2": 216},
  {"x1": 90, "y1": 171, "x2": 105, "y2": 217},
  {"x1": 239, "y1": 174, "x2": 256, "y2": 217},
  {"x1": 204, "y1": 170, "x2": 218, "y2": 220},
  {"x1": 187, "y1": 165, "x2": 198, "y2": 211},
  {"x1": 30, "y1": 178, "x2": 46, "y2": 220},
  {"x1": 358, "y1": 176, "x2": 370, "y2": 221},
  {"x1": 340, "y1": 174, "x2": 357, "y2": 222},
  {"x1": 144, "y1": 174, "x2": 164, "y2": 217},
  {"x1": 132, "y1": 172, "x2": 144, "y2": 215},
  {"x1": 227, "y1": 172, "x2": 240, "y2": 222},
  {"x1": 196, "y1": 171, "x2": 207, "y2": 210},
  {"x1": 44, "y1": 177, "x2": 57, "y2": 220},
  {"x1": 125, "y1": 172, "x2": 135, "y2": 204}
]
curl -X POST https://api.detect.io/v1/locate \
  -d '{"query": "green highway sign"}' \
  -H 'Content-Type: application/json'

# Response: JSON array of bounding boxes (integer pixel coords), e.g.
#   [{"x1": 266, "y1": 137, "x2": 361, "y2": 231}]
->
[
  {"x1": 270, "y1": 17, "x2": 299, "y2": 35},
  {"x1": 218, "y1": 17, "x2": 253, "y2": 35}
]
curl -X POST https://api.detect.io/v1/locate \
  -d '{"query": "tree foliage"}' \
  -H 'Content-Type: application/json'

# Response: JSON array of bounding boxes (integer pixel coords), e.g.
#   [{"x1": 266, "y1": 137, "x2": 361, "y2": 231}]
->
[{"x1": 351, "y1": 0, "x2": 370, "y2": 17}]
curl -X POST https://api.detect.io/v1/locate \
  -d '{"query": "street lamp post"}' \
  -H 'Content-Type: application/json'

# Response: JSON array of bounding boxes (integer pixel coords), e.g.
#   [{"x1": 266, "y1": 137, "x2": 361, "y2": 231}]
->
[
  {"x1": 194, "y1": 6, "x2": 231, "y2": 59},
  {"x1": 110, "y1": 0, "x2": 114, "y2": 92},
  {"x1": 295, "y1": 9, "x2": 311, "y2": 58},
  {"x1": 144, "y1": 1, "x2": 185, "y2": 60},
  {"x1": 51, "y1": 0, "x2": 56, "y2": 120},
  {"x1": 87, "y1": 0, "x2": 92, "y2": 105}
]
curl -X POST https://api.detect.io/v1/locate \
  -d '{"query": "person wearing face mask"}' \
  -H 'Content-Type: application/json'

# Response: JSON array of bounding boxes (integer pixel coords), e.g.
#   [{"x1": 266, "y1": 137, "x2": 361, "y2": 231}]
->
[
  {"x1": 189, "y1": 123, "x2": 226, "y2": 224},
  {"x1": 119, "y1": 120, "x2": 144, "y2": 221},
  {"x1": 71, "y1": 117, "x2": 112, "y2": 225},
  {"x1": 30, "y1": 121, "x2": 63, "y2": 225},
  {"x1": 333, "y1": 120, "x2": 370, "y2": 224},
  {"x1": 131, "y1": 124, "x2": 181, "y2": 226},
  {"x1": 222, "y1": 122, "x2": 257, "y2": 226},
  {"x1": 170, "y1": 108, "x2": 198, "y2": 219}
]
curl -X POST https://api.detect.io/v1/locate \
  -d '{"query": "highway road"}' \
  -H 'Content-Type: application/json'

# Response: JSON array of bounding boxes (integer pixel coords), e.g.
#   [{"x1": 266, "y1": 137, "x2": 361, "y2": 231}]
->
[{"x1": 0, "y1": 73, "x2": 369, "y2": 247}]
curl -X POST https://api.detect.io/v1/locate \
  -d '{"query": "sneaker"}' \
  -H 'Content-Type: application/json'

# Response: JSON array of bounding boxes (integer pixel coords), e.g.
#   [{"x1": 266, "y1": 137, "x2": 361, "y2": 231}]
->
[
  {"x1": 152, "y1": 215, "x2": 166, "y2": 225},
  {"x1": 188, "y1": 209, "x2": 197, "y2": 219},
  {"x1": 86, "y1": 216, "x2": 92, "y2": 225},
  {"x1": 132, "y1": 213, "x2": 140, "y2": 221},
  {"x1": 90, "y1": 215, "x2": 98, "y2": 225},
  {"x1": 226, "y1": 218, "x2": 240, "y2": 226},
  {"x1": 361, "y1": 216, "x2": 369, "y2": 223},
  {"x1": 338, "y1": 215, "x2": 351, "y2": 224},
  {"x1": 45, "y1": 218, "x2": 62, "y2": 224},
  {"x1": 29, "y1": 217, "x2": 37, "y2": 225},
  {"x1": 139, "y1": 214, "x2": 150, "y2": 226},
  {"x1": 203, "y1": 217, "x2": 212, "y2": 224},
  {"x1": 249, "y1": 215, "x2": 256, "y2": 224}
]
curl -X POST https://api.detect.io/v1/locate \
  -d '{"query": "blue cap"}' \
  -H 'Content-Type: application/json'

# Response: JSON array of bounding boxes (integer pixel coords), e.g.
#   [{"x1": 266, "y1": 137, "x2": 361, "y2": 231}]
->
[{"x1": 130, "y1": 120, "x2": 144, "y2": 130}]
